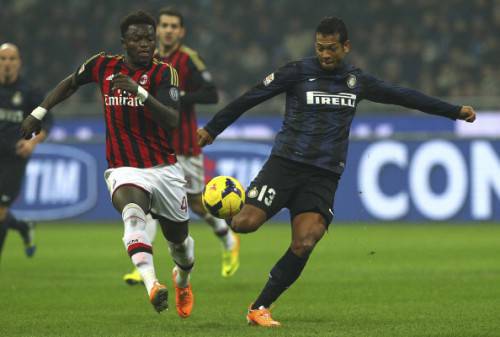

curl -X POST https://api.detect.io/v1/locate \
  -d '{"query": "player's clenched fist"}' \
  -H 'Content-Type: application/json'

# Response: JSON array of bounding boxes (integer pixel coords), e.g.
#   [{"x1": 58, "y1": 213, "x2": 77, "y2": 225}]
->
[
  {"x1": 111, "y1": 73, "x2": 139, "y2": 94},
  {"x1": 458, "y1": 105, "x2": 476, "y2": 123},
  {"x1": 20, "y1": 115, "x2": 42, "y2": 139},
  {"x1": 197, "y1": 128, "x2": 214, "y2": 147}
]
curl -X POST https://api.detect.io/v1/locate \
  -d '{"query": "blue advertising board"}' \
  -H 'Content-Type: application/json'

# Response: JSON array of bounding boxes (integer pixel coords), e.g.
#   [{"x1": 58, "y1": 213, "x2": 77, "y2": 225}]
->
[{"x1": 11, "y1": 139, "x2": 500, "y2": 222}]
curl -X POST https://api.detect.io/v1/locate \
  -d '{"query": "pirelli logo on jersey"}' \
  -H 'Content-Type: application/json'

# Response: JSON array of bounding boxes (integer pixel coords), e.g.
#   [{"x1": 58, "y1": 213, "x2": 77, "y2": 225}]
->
[{"x1": 306, "y1": 91, "x2": 356, "y2": 107}]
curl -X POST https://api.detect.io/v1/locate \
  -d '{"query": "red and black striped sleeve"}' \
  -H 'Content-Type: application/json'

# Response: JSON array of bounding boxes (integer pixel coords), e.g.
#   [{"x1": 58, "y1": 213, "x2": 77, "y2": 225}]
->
[
  {"x1": 181, "y1": 54, "x2": 218, "y2": 104},
  {"x1": 74, "y1": 52, "x2": 105, "y2": 86},
  {"x1": 155, "y1": 63, "x2": 181, "y2": 111}
]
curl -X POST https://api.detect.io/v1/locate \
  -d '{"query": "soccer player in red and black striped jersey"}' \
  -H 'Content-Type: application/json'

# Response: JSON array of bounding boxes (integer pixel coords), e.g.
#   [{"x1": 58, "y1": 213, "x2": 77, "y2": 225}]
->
[
  {"x1": 123, "y1": 7, "x2": 240, "y2": 284},
  {"x1": 20, "y1": 11, "x2": 194, "y2": 316}
]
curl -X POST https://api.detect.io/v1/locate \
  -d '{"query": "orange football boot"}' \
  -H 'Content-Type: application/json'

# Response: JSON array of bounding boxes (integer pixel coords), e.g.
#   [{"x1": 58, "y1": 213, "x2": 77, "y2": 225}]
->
[
  {"x1": 172, "y1": 267, "x2": 194, "y2": 318},
  {"x1": 246, "y1": 304, "x2": 281, "y2": 327},
  {"x1": 149, "y1": 282, "x2": 168, "y2": 313}
]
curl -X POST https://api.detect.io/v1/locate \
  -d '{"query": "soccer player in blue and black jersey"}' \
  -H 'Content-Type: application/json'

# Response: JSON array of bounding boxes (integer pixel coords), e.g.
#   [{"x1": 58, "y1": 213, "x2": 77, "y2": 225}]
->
[
  {"x1": 0, "y1": 43, "x2": 52, "y2": 261},
  {"x1": 198, "y1": 17, "x2": 476, "y2": 327}
]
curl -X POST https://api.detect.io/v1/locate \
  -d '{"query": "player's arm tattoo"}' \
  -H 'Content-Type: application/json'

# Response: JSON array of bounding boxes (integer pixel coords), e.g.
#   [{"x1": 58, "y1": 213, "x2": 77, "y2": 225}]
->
[{"x1": 39, "y1": 74, "x2": 79, "y2": 110}]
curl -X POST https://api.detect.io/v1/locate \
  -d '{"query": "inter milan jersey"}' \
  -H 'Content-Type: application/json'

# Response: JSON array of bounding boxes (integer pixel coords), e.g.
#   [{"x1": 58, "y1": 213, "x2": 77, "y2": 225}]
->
[
  {"x1": 74, "y1": 53, "x2": 180, "y2": 168},
  {"x1": 157, "y1": 45, "x2": 215, "y2": 156},
  {"x1": 0, "y1": 78, "x2": 52, "y2": 156},
  {"x1": 204, "y1": 57, "x2": 461, "y2": 175}
]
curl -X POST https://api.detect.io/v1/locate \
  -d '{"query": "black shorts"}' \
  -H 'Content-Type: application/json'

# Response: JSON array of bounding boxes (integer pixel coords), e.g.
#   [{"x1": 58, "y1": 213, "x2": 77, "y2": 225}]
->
[
  {"x1": 0, "y1": 156, "x2": 27, "y2": 207},
  {"x1": 246, "y1": 155, "x2": 340, "y2": 226}
]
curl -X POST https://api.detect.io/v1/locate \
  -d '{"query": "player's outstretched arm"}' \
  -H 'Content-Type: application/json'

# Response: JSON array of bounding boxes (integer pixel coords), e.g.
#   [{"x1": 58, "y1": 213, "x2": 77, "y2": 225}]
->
[
  {"x1": 111, "y1": 73, "x2": 179, "y2": 130},
  {"x1": 20, "y1": 74, "x2": 79, "y2": 139},
  {"x1": 361, "y1": 74, "x2": 476, "y2": 123},
  {"x1": 199, "y1": 62, "x2": 298, "y2": 146}
]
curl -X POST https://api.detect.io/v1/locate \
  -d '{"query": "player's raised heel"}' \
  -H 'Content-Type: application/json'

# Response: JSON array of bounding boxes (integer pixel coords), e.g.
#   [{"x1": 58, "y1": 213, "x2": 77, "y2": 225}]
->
[
  {"x1": 149, "y1": 282, "x2": 168, "y2": 313},
  {"x1": 246, "y1": 304, "x2": 281, "y2": 327}
]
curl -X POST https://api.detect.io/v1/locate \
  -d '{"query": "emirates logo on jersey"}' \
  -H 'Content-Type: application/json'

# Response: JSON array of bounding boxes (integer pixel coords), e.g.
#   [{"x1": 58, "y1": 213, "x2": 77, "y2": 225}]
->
[{"x1": 104, "y1": 91, "x2": 144, "y2": 107}]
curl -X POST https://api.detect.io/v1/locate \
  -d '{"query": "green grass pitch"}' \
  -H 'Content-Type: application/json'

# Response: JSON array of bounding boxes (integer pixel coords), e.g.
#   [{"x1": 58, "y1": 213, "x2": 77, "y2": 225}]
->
[{"x1": 1, "y1": 222, "x2": 499, "y2": 337}]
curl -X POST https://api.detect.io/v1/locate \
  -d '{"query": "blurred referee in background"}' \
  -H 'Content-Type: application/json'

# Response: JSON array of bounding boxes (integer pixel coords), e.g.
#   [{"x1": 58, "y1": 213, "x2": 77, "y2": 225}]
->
[{"x1": 0, "y1": 43, "x2": 52, "y2": 260}]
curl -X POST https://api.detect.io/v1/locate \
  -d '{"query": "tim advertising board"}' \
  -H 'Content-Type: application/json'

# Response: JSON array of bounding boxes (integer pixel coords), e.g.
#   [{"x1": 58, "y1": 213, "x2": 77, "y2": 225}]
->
[{"x1": 11, "y1": 144, "x2": 98, "y2": 220}]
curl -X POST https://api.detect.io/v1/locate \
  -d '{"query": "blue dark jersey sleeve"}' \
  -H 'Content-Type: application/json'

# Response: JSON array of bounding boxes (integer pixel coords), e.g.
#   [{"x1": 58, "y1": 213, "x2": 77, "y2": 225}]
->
[
  {"x1": 359, "y1": 73, "x2": 461, "y2": 119},
  {"x1": 204, "y1": 62, "x2": 299, "y2": 138}
]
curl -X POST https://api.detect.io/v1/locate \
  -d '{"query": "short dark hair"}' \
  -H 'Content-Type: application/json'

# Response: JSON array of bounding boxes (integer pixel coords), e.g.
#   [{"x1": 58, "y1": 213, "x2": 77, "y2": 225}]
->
[
  {"x1": 157, "y1": 7, "x2": 184, "y2": 27},
  {"x1": 120, "y1": 11, "x2": 156, "y2": 37},
  {"x1": 316, "y1": 17, "x2": 348, "y2": 44}
]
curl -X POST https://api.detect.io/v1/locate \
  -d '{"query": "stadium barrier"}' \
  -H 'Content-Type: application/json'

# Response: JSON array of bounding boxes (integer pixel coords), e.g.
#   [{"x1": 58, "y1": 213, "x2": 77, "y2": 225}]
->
[{"x1": 11, "y1": 132, "x2": 500, "y2": 223}]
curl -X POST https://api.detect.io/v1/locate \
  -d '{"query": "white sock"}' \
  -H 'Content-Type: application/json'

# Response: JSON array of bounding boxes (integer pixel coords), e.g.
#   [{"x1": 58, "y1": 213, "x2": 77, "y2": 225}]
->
[
  {"x1": 203, "y1": 213, "x2": 235, "y2": 250},
  {"x1": 168, "y1": 236, "x2": 194, "y2": 288},
  {"x1": 144, "y1": 213, "x2": 158, "y2": 244},
  {"x1": 122, "y1": 203, "x2": 158, "y2": 295}
]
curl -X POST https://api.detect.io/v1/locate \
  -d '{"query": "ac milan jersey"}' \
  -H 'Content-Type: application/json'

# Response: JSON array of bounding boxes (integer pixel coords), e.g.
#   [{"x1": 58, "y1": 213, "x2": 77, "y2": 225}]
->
[
  {"x1": 158, "y1": 45, "x2": 214, "y2": 156},
  {"x1": 74, "y1": 53, "x2": 180, "y2": 168}
]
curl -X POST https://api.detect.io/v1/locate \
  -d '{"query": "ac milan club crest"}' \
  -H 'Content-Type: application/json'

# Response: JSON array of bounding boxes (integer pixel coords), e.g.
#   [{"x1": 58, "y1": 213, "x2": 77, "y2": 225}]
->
[{"x1": 139, "y1": 74, "x2": 148, "y2": 86}]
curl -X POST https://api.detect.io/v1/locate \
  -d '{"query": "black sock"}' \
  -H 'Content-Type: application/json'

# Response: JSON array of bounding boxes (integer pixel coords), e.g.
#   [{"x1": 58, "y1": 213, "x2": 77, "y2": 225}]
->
[
  {"x1": 0, "y1": 218, "x2": 8, "y2": 258},
  {"x1": 252, "y1": 248, "x2": 310, "y2": 309},
  {"x1": 5, "y1": 212, "x2": 30, "y2": 244}
]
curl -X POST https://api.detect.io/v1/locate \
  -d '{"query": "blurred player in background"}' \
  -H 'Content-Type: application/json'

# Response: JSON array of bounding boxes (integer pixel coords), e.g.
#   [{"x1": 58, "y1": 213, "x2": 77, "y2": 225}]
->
[
  {"x1": 198, "y1": 17, "x2": 476, "y2": 327},
  {"x1": 0, "y1": 43, "x2": 52, "y2": 261},
  {"x1": 123, "y1": 7, "x2": 240, "y2": 285},
  {"x1": 21, "y1": 11, "x2": 195, "y2": 317}
]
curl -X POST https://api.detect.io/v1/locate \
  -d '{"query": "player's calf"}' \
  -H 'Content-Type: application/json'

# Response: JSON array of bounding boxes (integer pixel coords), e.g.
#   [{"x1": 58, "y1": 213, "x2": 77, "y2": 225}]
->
[
  {"x1": 122, "y1": 203, "x2": 160, "y2": 300},
  {"x1": 167, "y1": 236, "x2": 195, "y2": 287},
  {"x1": 290, "y1": 213, "x2": 327, "y2": 257}
]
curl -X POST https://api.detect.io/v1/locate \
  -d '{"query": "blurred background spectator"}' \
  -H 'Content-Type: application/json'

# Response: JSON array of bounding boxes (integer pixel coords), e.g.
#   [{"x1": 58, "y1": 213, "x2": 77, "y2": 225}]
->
[{"x1": 0, "y1": 0, "x2": 498, "y2": 115}]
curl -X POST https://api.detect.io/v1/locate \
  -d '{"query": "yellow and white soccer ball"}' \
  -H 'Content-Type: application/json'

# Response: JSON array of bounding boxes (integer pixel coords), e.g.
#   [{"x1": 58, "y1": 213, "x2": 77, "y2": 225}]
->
[{"x1": 202, "y1": 176, "x2": 245, "y2": 219}]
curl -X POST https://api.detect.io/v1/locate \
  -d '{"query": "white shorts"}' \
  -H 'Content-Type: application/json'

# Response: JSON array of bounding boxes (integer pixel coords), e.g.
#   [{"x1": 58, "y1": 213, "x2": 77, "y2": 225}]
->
[
  {"x1": 177, "y1": 154, "x2": 204, "y2": 195},
  {"x1": 104, "y1": 163, "x2": 189, "y2": 222}
]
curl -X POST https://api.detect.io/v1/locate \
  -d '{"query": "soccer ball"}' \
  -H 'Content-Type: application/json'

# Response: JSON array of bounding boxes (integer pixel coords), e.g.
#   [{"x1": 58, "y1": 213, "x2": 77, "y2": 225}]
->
[{"x1": 202, "y1": 176, "x2": 245, "y2": 219}]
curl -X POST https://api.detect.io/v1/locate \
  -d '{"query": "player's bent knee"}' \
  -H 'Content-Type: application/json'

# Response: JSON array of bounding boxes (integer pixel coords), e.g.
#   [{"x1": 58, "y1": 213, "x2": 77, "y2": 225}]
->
[
  {"x1": 291, "y1": 237, "x2": 318, "y2": 257},
  {"x1": 159, "y1": 218, "x2": 189, "y2": 243},
  {"x1": 230, "y1": 213, "x2": 260, "y2": 233},
  {"x1": 230, "y1": 204, "x2": 266, "y2": 233},
  {"x1": 112, "y1": 185, "x2": 150, "y2": 214}
]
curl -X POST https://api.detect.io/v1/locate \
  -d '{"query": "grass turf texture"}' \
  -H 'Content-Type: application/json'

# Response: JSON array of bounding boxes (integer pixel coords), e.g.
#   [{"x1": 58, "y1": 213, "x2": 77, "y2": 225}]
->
[{"x1": 1, "y1": 223, "x2": 499, "y2": 337}]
